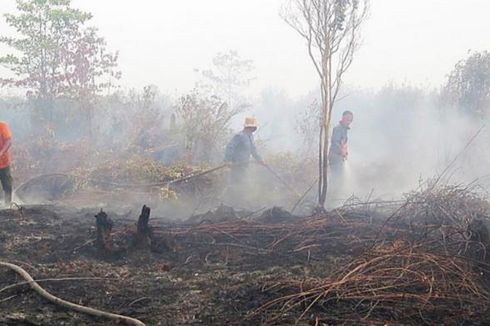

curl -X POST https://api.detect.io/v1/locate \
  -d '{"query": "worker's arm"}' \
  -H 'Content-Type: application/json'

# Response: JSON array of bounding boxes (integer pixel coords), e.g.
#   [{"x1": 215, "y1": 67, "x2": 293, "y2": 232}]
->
[
  {"x1": 340, "y1": 140, "x2": 348, "y2": 160},
  {"x1": 0, "y1": 123, "x2": 12, "y2": 157},
  {"x1": 0, "y1": 138, "x2": 11, "y2": 158}
]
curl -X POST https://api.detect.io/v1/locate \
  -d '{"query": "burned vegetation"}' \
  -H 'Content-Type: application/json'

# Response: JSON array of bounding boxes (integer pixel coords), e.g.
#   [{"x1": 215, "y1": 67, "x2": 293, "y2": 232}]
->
[{"x1": 2, "y1": 180, "x2": 490, "y2": 325}]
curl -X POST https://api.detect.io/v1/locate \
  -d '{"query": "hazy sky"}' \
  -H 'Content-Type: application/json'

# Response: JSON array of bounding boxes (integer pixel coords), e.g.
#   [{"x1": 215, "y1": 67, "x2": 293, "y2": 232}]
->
[{"x1": 1, "y1": 0, "x2": 490, "y2": 97}]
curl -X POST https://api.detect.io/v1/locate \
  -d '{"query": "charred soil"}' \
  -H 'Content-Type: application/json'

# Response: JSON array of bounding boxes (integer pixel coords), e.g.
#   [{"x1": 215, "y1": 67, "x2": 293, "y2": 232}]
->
[{"x1": 1, "y1": 183, "x2": 490, "y2": 325}]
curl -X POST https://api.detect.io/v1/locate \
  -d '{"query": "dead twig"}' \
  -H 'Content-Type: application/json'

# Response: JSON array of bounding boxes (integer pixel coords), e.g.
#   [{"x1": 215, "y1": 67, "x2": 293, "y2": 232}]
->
[
  {"x1": 0, "y1": 294, "x2": 17, "y2": 303},
  {"x1": 128, "y1": 297, "x2": 151, "y2": 307},
  {"x1": 0, "y1": 277, "x2": 115, "y2": 294}
]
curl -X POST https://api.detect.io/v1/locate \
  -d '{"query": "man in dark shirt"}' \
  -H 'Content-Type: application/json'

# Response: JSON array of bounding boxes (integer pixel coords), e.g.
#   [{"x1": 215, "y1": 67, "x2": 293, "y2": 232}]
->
[
  {"x1": 328, "y1": 111, "x2": 353, "y2": 200},
  {"x1": 224, "y1": 117, "x2": 264, "y2": 183}
]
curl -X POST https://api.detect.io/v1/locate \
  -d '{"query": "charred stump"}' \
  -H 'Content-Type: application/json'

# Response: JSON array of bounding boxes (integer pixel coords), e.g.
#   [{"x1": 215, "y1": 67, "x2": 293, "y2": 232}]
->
[
  {"x1": 134, "y1": 205, "x2": 152, "y2": 249},
  {"x1": 95, "y1": 210, "x2": 113, "y2": 254}
]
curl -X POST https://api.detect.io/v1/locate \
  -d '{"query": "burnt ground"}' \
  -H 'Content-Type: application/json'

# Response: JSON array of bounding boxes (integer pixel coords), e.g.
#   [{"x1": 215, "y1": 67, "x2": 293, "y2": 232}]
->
[
  {"x1": 1, "y1": 192, "x2": 490, "y2": 325},
  {"x1": 0, "y1": 204, "x2": 357, "y2": 326}
]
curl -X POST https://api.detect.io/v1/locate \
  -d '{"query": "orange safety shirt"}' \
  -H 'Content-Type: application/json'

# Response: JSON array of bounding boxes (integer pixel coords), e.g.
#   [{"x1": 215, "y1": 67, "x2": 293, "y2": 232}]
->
[{"x1": 0, "y1": 121, "x2": 12, "y2": 169}]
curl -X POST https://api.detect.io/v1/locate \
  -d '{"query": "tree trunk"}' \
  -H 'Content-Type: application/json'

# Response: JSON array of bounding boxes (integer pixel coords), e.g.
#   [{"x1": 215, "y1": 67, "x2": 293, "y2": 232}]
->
[
  {"x1": 318, "y1": 51, "x2": 333, "y2": 209},
  {"x1": 134, "y1": 205, "x2": 152, "y2": 249},
  {"x1": 95, "y1": 210, "x2": 113, "y2": 254}
]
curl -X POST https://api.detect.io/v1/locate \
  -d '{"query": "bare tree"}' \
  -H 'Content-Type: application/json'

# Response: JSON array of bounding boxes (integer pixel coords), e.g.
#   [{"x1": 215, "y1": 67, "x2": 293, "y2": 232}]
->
[
  {"x1": 281, "y1": 0, "x2": 369, "y2": 209},
  {"x1": 196, "y1": 50, "x2": 255, "y2": 113}
]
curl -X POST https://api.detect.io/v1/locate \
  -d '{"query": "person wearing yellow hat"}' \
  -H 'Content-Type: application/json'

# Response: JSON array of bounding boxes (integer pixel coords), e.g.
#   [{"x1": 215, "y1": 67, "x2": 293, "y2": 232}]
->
[{"x1": 224, "y1": 117, "x2": 264, "y2": 199}]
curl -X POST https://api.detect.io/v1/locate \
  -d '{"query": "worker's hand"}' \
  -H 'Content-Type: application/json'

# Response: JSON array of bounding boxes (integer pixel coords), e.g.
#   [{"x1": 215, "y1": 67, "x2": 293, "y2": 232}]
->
[
  {"x1": 340, "y1": 143, "x2": 348, "y2": 159},
  {"x1": 258, "y1": 160, "x2": 266, "y2": 166}
]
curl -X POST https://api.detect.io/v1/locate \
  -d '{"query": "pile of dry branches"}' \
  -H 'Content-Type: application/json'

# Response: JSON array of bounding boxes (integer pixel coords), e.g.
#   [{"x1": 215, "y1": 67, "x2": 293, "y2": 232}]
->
[
  {"x1": 242, "y1": 183, "x2": 490, "y2": 324},
  {"x1": 252, "y1": 243, "x2": 489, "y2": 324}
]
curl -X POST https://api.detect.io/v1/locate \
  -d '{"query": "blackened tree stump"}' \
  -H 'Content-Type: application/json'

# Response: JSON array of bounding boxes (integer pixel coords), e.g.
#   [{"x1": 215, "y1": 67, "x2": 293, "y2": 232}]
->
[
  {"x1": 134, "y1": 205, "x2": 152, "y2": 249},
  {"x1": 95, "y1": 210, "x2": 113, "y2": 254}
]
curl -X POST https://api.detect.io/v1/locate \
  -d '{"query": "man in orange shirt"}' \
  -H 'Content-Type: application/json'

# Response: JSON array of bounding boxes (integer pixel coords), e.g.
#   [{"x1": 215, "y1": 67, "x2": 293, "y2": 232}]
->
[{"x1": 0, "y1": 121, "x2": 13, "y2": 206}]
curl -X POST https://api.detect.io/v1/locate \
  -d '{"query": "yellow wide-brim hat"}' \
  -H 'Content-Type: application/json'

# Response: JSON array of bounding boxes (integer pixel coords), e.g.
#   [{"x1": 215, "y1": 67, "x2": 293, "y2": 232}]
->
[{"x1": 244, "y1": 117, "x2": 258, "y2": 128}]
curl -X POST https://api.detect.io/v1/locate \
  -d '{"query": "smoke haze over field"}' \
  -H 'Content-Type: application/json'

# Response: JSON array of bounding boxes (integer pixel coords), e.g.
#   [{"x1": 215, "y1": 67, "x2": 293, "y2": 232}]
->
[{"x1": 1, "y1": 1, "x2": 490, "y2": 212}]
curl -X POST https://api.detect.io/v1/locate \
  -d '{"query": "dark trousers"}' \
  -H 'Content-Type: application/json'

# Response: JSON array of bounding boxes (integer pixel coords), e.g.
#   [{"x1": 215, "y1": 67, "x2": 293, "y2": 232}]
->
[{"x1": 0, "y1": 166, "x2": 13, "y2": 205}]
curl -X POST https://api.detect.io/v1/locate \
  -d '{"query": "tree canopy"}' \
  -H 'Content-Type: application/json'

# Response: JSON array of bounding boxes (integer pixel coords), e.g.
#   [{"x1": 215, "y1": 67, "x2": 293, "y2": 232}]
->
[
  {"x1": 0, "y1": 0, "x2": 120, "y2": 103},
  {"x1": 443, "y1": 51, "x2": 490, "y2": 119}
]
